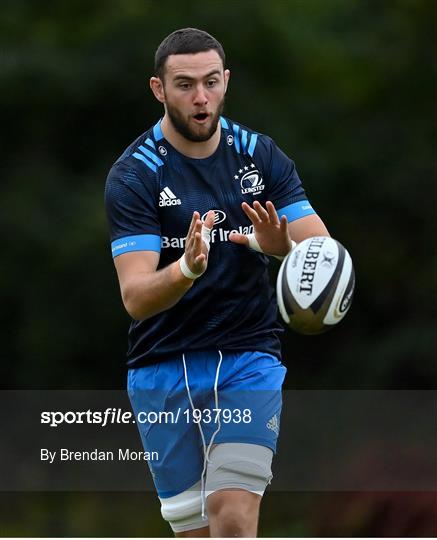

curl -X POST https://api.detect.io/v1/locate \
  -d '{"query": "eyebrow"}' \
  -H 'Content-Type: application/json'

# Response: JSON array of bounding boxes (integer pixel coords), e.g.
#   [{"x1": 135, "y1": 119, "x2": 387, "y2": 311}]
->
[{"x1": 172, "y1": 69, "x2": 222, "y2": 82}]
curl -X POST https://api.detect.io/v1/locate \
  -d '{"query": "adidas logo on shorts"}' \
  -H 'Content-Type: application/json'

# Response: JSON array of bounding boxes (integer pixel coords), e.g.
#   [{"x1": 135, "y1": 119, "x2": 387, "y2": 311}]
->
[
  {"x1": 159, "y1": 186, "x2": 182, "y2": 207},
  {"x1": 266, "y1": 414, "x2": 279, "y2": 435}
]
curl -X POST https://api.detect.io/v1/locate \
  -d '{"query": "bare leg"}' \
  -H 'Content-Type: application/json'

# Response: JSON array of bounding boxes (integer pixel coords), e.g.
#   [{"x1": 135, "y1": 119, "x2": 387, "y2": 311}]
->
[
  {"x1": 175, "y1": 525, "x2": 210, "y2": 537},
  {"x1": 207, "y1": 489, "x2": 261, "y2": 537}
]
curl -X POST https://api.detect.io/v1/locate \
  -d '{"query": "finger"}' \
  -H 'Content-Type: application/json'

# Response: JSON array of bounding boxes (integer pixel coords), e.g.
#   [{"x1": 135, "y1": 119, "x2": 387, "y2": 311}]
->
[
  {"x1": 187, "y1": 226, "x2": 201, "y2": 254},
  {"x1": 266, "y1": 201, "x2": 280, "y2": 225},
  {"x1": 191, "y1": 219, "x2": 203, "y2": 239},
  {"x1": 194, "y1": 230, "x2": 203, "y2": 254},
  {"x1": 187, "y1": 252, "x2": 206, "y2": 275},
  {"x1": 187, "y1": 211, "x2": 199, "y2": 238},
  {"x1": 280, "y1": 215, "x2": 288, "y2": 234},
  {"x1": 187, "y1": 212, "x2": 196, "y2": 237},
  {"x1": 186, "y1": 216, "x2": 199, "y2": 251},
  {"x1": 204, "y1": 210, "x2": 215, "y2": 229},
  {"x1": 241, "y1": 202, "x2": 262, "y2": 224},
  {"x1": 194, "y1": 253, "x2": 206, "y2": 265},
  {"x1": 192, "y1": 253, "x2": 206, "y2": 273},
  {"x1": 253, "y1": 200, "x2": 270, "y2": 222},
  {"x1": 228, "y1": 232, "x2": 249, "y2": 245}
]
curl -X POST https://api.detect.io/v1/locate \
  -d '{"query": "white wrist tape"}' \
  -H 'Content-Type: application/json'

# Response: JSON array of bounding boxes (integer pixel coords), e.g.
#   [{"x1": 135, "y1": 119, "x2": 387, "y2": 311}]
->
[
  {"x1": 179, "y1": 226, "x2": 212, "y2": 280},
  {"x1": 246, "y1": 233, "x2": 296, "y2": 260},
  {"x1": 179, "y1": 254, "x2": 203, "y2": 280},
  {"x1": 247, "y1": 233, "x2": 263, "y2": 253}
]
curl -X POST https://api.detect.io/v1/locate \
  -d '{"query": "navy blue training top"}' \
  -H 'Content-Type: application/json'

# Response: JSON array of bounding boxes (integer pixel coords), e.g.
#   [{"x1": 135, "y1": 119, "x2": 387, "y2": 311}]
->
[{"x1": 105, "y1": 117, "x2": 316, "y2": 368}]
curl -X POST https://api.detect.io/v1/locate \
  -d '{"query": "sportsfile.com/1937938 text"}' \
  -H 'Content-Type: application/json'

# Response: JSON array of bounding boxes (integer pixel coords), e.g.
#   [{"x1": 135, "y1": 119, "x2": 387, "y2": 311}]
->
[{"x1": 40, "y1": 408, "x2": 252, "y2": 427}]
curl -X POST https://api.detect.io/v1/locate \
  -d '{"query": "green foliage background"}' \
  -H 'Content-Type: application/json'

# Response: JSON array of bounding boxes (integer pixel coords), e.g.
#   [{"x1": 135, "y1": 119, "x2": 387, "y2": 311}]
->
[{"x1": 1, "y1": 0, "x2": 436, "y2": 536}]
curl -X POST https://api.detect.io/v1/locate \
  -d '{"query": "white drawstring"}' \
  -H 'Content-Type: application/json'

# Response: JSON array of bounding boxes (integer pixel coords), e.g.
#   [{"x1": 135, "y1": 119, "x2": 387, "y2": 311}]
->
[
  {"x1": 182, "y1": 353, "x2": 208, "y2": 453},
  {"x1": 182, "y1": 351, "x2": 223, "y2": 520}
]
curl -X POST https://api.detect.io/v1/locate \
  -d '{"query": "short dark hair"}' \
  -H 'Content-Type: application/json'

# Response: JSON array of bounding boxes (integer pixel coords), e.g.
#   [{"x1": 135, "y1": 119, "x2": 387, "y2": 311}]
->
[{"x1": 154, "y1": 28, "x2": 226, "y2": 80}]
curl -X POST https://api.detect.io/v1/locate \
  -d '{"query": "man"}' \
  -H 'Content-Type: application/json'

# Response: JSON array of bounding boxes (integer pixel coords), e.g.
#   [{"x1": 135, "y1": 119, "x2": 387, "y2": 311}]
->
[{"x1": 105, "y1": 28, "x2": 329, "y2": 537}]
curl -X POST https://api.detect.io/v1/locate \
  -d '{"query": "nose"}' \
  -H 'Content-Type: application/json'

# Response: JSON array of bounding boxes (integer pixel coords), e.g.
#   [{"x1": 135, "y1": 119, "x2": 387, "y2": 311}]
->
[{"x1": 193, "y1": 84, "x2": 208, "y2": 106}]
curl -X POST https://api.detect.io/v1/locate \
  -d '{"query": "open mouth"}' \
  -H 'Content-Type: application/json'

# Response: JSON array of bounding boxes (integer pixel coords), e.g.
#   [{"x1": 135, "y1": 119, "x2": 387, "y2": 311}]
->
[{"x1": 193, "y1": 113, "x2": 209, "y2": 122}]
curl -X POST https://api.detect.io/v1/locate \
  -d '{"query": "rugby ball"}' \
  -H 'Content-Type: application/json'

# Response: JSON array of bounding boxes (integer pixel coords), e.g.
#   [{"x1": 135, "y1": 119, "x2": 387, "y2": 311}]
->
[{"x1": 276, "y1": 236, "x2": 355, "y2": 334}]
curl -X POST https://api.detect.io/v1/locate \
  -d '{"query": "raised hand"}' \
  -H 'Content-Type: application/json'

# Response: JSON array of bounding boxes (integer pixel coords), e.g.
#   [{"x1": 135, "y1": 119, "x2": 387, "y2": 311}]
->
[
  {"x1": 183, "y1": 210, "x2": 215, "y2": 276},
  {"x1": 229, "y1": 200, "x2": 292, "y2": 257}
]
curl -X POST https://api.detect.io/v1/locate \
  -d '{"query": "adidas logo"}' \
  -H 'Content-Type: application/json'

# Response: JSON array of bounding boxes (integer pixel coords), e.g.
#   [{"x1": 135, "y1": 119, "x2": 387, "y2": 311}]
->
[
  {"x1": 266, "y1": 414, "x2": 279, "y2": 435},
  {"x1": 159, "y1": 187, "x2": 181, "y2": 207}
]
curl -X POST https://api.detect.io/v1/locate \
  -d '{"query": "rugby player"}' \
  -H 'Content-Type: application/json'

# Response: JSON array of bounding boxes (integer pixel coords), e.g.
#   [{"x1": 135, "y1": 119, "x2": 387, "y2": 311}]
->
[{"x1": 105, "y1": 28, "x2": 329, "y2": 537}]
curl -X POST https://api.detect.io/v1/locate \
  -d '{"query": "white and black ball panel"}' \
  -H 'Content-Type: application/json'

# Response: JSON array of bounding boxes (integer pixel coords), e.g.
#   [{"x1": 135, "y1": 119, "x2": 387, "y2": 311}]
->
[
  {"x1": 323, "y1": 249, "x2": 355, "y2": 325},
  {"x1": 276, "y1": 258, "x2": 291, "y2": 324},
  {"x1": 276, "y1": 236, "x2": 355, "y2": 335}
]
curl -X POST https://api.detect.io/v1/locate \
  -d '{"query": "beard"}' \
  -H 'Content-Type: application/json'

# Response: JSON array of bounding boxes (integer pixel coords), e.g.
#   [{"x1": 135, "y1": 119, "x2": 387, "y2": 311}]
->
[{"x1": 165, "y1": 96, "x2": 225, "y2": 143}]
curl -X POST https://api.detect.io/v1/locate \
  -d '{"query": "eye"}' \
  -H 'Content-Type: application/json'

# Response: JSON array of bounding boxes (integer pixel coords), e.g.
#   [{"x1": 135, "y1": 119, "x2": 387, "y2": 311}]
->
[
  {"x1": 178, "y1": 82, "x2": 191, "y2": 90},
  {"x1": 206, "y1": 79, "x2": 218, "y2": 88}
]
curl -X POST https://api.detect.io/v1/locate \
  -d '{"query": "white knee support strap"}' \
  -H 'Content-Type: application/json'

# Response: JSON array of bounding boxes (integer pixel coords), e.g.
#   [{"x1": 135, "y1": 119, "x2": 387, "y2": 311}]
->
[
  {"x1": 159, "y1": 480, "x2": 208, "y2": 533},
  {"x1": 159, "y1": 444, "x2": 273, "y2": 532},
  {"x1": 205, "y1": 443, "x2": 273, "y2": 497}
]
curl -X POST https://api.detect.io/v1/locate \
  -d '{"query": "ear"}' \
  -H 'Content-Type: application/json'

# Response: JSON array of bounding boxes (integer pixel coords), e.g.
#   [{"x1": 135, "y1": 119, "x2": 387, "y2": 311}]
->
[
  {"x1": 223, "y1": 69, "x2": 230, "y2": 94},
  {"x1": 150, "y1": 77, "x2": 165, "y2": 103}
]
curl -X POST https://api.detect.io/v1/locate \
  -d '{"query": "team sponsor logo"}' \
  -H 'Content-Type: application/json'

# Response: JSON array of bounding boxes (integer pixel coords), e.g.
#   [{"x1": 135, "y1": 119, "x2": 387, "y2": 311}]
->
[
  {"x1": 201, "y1": 210, "x2": 227, "y2": 225},
  {"x1": 266, "y1": 414, "x2": 279, "y2": 435},
  {"x1": 158, "y1": 145, "x2": 167, "y2": 156},
  {"x1": 111, "y1": 240, "x2": 137, "y2": 254},
  {"x1": 161, "y1": 224, "x2": 254, "y2": 249},
  {"x1": 159, "y1": 186, "x2": 181, "y2": 207}
]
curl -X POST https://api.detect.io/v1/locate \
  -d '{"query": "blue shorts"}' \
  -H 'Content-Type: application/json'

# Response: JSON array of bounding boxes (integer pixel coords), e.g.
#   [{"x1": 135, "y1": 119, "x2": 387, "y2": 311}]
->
[{"x1": 128, "y1": 350, "x2": 286, "y2": 498}]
